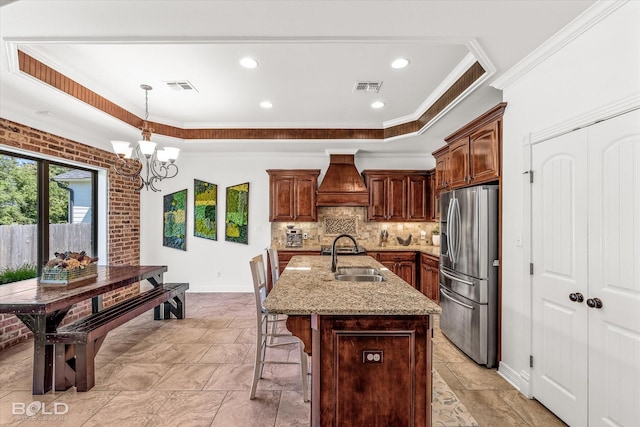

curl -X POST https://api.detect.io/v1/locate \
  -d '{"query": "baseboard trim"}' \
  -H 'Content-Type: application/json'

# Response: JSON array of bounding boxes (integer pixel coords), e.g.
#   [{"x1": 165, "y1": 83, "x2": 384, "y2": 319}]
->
[
  {"x1": 498, "y1": 361, "x2": 532, "y2": 398},
  {"x1": 186, "y1": 287, "x2": 253, "y2": 293}
]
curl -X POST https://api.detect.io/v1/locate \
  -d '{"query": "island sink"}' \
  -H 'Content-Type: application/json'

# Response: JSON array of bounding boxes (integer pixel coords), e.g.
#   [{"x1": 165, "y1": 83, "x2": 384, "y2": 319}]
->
[
  {"x1": 334, "y1": 266, "x2": 386, "y2": 282},
  {"x1": 264, "y1": 255, "x2": 441, "y2": 426}
]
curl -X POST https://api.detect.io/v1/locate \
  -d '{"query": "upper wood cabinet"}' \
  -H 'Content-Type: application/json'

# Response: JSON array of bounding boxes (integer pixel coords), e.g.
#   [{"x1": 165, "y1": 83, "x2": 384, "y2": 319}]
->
[
  {"x1": 427, "y1": 169, "x2": 438, "y2": 221},
  {"x1": 407, "y1": 174, "x2": 429, "y2": 222},
  {"x1": 362, "y1": 170, "x2": 428, "y2": 222},
  {"x1": 448, "y1": 137, "x2": 471, "y2": 188},
  {"x1": 433, "y1": 145, "x2": 450, "y2": 191},
  {"x1": 469, "y1": 120, "x2": 501, "y2": 183},
  {"x1": 432, "y1": 102, "x2": 506, "y2": 190},
  {"x1": 267, "y1": 169, "x2": 320, "y2": 222}
]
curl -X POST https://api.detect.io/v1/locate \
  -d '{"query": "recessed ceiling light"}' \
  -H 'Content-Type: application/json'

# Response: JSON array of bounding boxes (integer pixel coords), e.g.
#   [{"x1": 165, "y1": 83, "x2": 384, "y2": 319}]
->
[
  {"x1": 371, "y1": 101, "x2": 385, "y2": 109},
  {"x1": 260, "y1": 101, "x2": 273, "y2": 109},
  {"x1": 240, "y1": 57, "x2": 259, "y2": 69},
  {"x1": 391, "y1": 58, "x2": 410, "y2": 69}
]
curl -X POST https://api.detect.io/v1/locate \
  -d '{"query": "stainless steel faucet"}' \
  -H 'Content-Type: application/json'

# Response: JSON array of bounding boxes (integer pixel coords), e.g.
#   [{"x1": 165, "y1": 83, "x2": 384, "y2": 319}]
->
[{"x1": 330, "y1": 234, "x2": 359, "y2": 272}]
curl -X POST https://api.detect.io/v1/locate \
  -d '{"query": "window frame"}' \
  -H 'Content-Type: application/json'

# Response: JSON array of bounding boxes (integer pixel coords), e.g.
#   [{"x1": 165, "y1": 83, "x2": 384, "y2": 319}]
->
[{"x1": 0, "y1": 149, "x2": 99, "y2": 275}]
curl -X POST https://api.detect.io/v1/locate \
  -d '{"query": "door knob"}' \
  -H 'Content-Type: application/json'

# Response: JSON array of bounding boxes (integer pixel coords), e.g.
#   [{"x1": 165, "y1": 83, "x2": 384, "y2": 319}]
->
[
  {"x1": 569, "y1": 293, "x2": 584, "y2": 303},
  {"x1": 586, "y1": 298, "x2": 603, "y2": 309}
]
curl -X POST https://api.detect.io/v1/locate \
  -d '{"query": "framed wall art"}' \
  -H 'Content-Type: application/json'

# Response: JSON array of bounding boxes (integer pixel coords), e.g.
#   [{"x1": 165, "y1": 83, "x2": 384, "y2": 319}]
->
[
  {"x1": 194, "y1": 179, "x2": 217, "y2": 240},
  {"x1": 163, "y1": 189, "x2": 187, "y2": 251},
  {"x1": 225, "y1": 182, "x2": 249, "y2": 244}
]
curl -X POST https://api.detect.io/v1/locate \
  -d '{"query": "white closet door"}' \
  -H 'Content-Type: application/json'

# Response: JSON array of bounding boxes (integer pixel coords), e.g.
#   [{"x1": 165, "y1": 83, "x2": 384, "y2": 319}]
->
[
  {"x1": 587, "y1": 109, "x2": 640, "y2": 426},
  {"x1": 531, "y1": 129, "x2": 589, "y2": 427}
]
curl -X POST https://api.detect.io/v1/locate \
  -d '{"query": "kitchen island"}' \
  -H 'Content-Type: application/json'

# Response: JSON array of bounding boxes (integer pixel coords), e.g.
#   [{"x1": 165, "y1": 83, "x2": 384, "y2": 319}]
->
[{"x1": 264, "y1": 255, "x2": 441, "y2": 427}]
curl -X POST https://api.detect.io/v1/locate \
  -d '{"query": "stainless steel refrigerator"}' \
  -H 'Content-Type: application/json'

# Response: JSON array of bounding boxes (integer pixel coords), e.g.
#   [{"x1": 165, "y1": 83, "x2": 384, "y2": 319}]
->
[{"x1": 439, "y1": 184, "x2": 499, "y2": 368}]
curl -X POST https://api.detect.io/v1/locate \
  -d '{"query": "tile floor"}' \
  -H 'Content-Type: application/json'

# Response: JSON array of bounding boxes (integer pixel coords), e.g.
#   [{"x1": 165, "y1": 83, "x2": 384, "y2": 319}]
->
[{"x1": 0, "y1": 293, "x2": 566, "y2": 426}]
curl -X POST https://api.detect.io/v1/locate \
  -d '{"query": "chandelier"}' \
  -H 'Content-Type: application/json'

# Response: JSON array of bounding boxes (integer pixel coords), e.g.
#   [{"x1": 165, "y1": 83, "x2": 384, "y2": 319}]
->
[{"x1": 110, "y1": 84, "x2": 180, "y2": 192}]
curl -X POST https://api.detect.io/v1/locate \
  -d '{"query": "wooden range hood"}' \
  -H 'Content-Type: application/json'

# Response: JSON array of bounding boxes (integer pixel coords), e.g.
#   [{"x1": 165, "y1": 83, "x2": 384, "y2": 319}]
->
[{"x1": 316, "y1": 154, "x2": 369, "y2": 206}]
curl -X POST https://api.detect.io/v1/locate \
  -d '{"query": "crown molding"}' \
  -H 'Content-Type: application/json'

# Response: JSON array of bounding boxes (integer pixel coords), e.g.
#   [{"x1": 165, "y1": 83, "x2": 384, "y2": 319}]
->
[
  {"x1": 384, "y1": 52, "x2": 478, "y2": 128},
  {"x1": 529, "y1": 92, "x2": 640, "y2": 144},
  {"x1": 492, "y1": 0, "x2": 628, "y2": 90}
]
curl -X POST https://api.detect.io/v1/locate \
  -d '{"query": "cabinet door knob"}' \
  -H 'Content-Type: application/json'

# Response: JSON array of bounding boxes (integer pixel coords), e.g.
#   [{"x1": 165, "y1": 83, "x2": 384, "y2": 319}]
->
[
  {"x1": 586, "y1": 298, "x2": 603, "y2": 309},
  {"x1": 569, "y1": 293, "x2": 584, "y2": 303}
]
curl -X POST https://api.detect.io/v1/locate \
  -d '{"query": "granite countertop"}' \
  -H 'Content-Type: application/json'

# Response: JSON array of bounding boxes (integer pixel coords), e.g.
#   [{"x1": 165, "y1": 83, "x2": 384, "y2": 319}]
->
[
  {"x1": 263, "y1": 255, "x2": 441, "y2": 316},
  {"x1": 370, "y1": 244, "x2": 441, "y2": 257},
  {"x1": 276, "y1": 244, "x2": 441, "y2": 257}
]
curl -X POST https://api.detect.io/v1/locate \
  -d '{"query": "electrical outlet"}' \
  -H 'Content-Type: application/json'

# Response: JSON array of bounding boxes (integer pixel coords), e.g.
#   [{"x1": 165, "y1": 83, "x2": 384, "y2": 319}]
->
[
  {"x1": 303, "y1": 232, "x2": 308, "y2": 240},
  {"x1": 363, "y1": 350, "x2": 383, "y2": 364}
]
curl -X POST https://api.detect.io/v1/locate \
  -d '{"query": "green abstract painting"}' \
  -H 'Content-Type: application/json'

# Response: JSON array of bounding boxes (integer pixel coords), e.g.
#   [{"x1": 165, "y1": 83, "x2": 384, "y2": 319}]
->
[
  {"x1": 194, "y1": 179, "x2": 217, "y2": 240},
  {"x1": 163, "y1": 189, "x2": 187, "y2": 251},
  {"x1": 225, "y1": 182, "x2": 249, "y2": 244}
]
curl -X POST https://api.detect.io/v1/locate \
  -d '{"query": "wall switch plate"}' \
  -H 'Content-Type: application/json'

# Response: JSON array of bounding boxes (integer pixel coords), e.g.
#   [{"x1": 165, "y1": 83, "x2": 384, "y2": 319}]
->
[{"x1": 303, "y1": 232, "x2": 308, "y2": 239}]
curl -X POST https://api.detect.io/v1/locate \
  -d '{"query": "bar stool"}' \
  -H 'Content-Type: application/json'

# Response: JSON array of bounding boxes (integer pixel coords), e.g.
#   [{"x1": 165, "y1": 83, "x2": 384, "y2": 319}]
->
[
  {"x1": 266, "y1": 247, "x2": 280, "y2": 291},
  {"x1": 249, "y1": 254, "x2": 309, "y2": 402}
]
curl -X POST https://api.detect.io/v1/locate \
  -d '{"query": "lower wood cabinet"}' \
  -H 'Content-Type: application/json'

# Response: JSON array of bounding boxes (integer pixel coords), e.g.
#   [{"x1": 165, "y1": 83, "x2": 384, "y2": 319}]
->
[
  {"x1": 368, "y1": 251, "x2": 417, "y2": 288},
  {"x1": 420, "y1": 253, "x2": 440, "y2": 303}
]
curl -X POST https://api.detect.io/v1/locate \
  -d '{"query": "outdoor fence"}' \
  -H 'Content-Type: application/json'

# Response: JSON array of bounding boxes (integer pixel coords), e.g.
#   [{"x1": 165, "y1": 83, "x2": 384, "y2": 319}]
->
[{"x1": 0, "y1": 223, "x2": 92, "y2": 270}]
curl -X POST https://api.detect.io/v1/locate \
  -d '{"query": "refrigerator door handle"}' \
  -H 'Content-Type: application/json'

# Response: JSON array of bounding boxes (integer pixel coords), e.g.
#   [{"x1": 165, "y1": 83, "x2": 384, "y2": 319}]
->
[
  {"x1": 440, "y1": 287, "x2": 475, "y2": 310},
  {"x1": 451, "y1": 197, "x2": 461, "y2": 263},
  {"x1": 445, "y1": 197, "x2": 454, "y2": 261},
  {"x1": 440, "y1": 268, "x2": 474, "y2": 286}
]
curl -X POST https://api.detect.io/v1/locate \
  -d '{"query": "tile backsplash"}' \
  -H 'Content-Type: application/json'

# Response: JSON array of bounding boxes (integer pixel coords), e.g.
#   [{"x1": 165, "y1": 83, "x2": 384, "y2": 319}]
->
[{"x1": 271, "y1": 207, "x2": 439, "y2": 248}]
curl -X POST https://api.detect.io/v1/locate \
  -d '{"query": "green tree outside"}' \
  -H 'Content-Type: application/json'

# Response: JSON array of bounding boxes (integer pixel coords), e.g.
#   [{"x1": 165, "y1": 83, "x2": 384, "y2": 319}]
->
[{"x1": 0, "y1": 154, "x2": 70, "y2": 225}]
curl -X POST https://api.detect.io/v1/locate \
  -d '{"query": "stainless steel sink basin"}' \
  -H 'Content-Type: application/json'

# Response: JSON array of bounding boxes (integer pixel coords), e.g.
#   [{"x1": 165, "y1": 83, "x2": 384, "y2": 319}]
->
[
  {"x1": 334, "y1": 274, "x2": 386, "y2": 282},
  {"x1": 336, "y1": 267, "x2": 380, "y2": 276},
  {"x1": 334, "y1": 267, "x2": 386, "y2": 282}
]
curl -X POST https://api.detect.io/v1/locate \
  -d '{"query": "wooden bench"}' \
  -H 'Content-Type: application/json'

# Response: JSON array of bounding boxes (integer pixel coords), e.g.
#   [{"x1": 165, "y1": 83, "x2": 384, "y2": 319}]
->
[{"x1": 46, "y1": 282, "x2": 189, "y2": 392}]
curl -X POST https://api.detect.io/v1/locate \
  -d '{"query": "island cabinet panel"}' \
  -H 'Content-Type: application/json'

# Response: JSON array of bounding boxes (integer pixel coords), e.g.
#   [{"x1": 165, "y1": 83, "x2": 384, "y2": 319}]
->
[
  {"x1": 420, "y1": 253, "x2": 440, "y2": 304},
  {"x1": 363, "y1": 170, "x2": 428, "y2": 222},
  {"x1": 267, "y1": 169, "x2": 320, "y2": 222},
  {"x1": 312, "y1": 315, "x2": 432, "y2": 427},
  {"x1": 369, "y1": 251, "x2": 417, "y2": 288}
]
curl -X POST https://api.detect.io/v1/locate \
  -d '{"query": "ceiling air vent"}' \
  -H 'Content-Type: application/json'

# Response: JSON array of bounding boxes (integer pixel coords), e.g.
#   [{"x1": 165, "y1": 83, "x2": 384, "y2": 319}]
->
[
  {"x1": 353, "y1": 81, "x2": 383, "y2": 93},
  {"x1": 165, "y1": 80, "x2": 198, "y2": 92}
]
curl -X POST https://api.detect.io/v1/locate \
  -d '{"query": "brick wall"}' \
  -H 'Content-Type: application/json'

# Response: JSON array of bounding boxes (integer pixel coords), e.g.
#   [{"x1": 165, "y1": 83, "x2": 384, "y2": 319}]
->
[{"x1": 0, "y1": 117, "x2": 141, "y2": 351}]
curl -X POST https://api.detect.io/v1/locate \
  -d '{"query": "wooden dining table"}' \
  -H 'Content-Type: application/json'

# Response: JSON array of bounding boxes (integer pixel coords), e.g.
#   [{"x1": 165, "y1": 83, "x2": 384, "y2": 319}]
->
[{"x1": 0, "y1": 265, "x2": 167, "y2": 395}]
